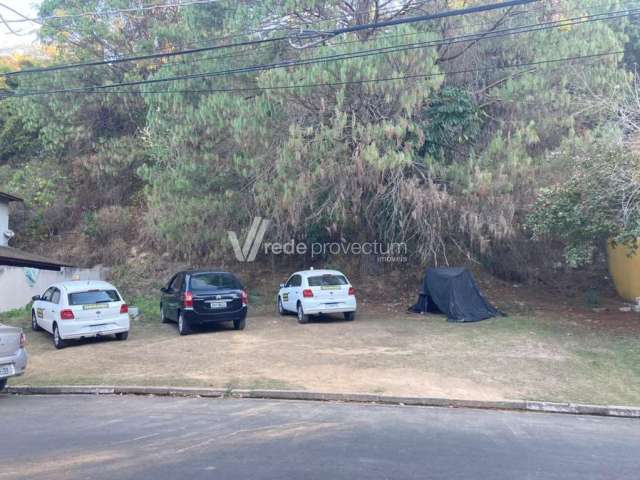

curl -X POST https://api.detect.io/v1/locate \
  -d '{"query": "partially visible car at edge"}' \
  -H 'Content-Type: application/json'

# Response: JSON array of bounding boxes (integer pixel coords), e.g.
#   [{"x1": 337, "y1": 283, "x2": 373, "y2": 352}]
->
[
  {"x1": 277, "y1": 269, "x2": 357, "y2": 323},
  {"x1": 160, "y1": 270, "x2": 248, "y2": 335},
  {"x1": 31, "y1": 280, "x2": 130, "y2": 349},
  {"x1": 0, "y1": 323, "x2": 27, "y2": 391}
]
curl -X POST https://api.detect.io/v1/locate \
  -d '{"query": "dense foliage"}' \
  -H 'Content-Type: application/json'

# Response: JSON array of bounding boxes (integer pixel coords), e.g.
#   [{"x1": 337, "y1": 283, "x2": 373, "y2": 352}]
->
[
  {"x1": 528, "y1": 143, "x2": 640, "y2": 267},
  {"x1": 0, "y1": 0, "x2": 637, "y2": 279}
]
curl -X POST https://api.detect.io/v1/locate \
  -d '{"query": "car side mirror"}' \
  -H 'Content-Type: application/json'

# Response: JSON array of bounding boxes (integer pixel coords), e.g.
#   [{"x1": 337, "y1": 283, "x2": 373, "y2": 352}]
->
[
  {"x1": 279, "y1": 283, "x2": 285, "y2": 289},
  {"x1": 160, "y1": 287, "x2": 168, "y2": 294},
  {"x1": 31, "y1": 295, "x2": 41, "y2": 301}
]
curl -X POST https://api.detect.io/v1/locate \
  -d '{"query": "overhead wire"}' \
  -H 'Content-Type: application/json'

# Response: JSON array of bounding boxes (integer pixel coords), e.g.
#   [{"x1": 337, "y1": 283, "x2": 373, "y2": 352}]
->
[
  {"x1": 5, "y1": 6, "x2": 634, "y2": 98},
  {"x1": 9, "y1": 50, "x2": 626, "y2": 97},
  {"x1": 157, "y1": 2, "x2": 551, "y2": 71},
  {"x1": 0, "y1": 0, "x2": 452, "y2": 62},
  {"x1": 0, "y1": 0, "x2": 539, "y2": 78},
  {"x1": 131, "y1": 50, "x2": 630, "y2": 95}
]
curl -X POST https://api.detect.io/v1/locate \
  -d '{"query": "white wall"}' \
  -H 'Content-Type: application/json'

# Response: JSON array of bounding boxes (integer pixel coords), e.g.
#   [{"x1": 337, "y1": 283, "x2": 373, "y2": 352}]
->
[
  {"x1": 0, "y1": 201, "x2": 9, "y2": 247},
  {"x1": 0, "y1": 265, "x2": 109, "y2": 313}
]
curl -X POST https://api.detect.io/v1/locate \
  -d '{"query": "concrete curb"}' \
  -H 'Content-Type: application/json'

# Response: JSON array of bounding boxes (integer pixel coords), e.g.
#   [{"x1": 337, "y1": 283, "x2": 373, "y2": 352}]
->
[{"x1": 5, "y1": 385, "x2": 640, "y2": 418}]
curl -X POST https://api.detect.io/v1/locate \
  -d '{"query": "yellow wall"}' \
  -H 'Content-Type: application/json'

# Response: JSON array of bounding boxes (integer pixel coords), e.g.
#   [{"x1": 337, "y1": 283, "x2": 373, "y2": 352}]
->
[{"x1": 607, "y1": 241, "x2": 640, "y2": 302}]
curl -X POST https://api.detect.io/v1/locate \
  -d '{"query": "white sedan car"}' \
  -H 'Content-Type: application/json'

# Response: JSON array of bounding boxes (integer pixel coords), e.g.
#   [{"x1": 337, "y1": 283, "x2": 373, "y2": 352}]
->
[
  {"x1": 31, "y1": 280, "x2": 130, "y2": 349},
  {"x1": 277, "y1": 269, "x2": 357, "y2": 323}
]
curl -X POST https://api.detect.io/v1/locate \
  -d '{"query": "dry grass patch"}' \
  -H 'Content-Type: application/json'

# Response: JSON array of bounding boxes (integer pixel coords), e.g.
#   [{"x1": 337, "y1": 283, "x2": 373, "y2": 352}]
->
[{"x1": 3, "y1": 300, "x2": 640, "y2": 405}]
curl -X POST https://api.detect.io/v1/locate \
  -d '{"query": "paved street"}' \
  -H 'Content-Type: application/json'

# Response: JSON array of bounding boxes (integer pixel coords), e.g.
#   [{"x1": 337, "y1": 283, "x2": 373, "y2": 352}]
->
[{"x1": 0, "y1": 395, "x2": 639, "y2": 479}]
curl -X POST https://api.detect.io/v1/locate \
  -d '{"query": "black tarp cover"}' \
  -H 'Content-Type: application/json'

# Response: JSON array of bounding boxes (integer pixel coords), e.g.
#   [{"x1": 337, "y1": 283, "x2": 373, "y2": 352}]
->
[{"x1": 409, "y1": 267, "x2": 502, "y2": 322}]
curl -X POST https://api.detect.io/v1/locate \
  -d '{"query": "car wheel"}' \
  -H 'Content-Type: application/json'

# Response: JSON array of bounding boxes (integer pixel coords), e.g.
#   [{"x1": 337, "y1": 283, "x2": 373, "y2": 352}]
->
[
  {"x1": 53, "y1": 324, "x2": 66, "y2": 349},
  {"x1": 277, "y1": 297, "x2": 286, "y2": 316},
  {"x1": 178, "y1": 312, "x2": 191, "y2": 336},
  {"x1": 0, "y1": 378, "x2": 6, "y2": 392},
  {"x1": 297, "y1": 303, "x2": 309, "y2": 324},
  {"x1": 233, "y1": 318, "x2": 246, "y2": 331},
  {"x1": 31, "y1": 311, "x2": 41, "y2": 331},
  {"x1": 344, "y1": 311, "x2": 355, "y2": 321},
  {"x1": 115, "y1": 331, "x2": 129, "y2": 341}
]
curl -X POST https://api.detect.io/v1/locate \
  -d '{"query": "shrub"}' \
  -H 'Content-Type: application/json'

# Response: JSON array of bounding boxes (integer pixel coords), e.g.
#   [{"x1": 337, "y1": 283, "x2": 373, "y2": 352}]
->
[{"x1": 528, "y1": 143, "x2": 640, "y2": 267}]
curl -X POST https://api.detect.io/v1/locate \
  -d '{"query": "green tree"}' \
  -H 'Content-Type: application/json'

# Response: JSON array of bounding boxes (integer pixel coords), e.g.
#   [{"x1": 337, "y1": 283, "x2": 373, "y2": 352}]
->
[{"x1": 2, "y1": 0, "x2": 635, "y2": 272}]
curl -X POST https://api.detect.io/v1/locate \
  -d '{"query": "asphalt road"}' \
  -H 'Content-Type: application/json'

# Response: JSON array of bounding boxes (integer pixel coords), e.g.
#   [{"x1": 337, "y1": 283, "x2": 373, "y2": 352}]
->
[{"x1": 0, "y1": 395, "x2": 639, "y2": 480}]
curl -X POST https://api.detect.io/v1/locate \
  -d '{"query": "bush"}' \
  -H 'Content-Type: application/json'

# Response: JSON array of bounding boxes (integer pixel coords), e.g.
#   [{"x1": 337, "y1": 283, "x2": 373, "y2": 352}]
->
[{"x1": 528, "y1": 143, "x2": 640, "y2": 267}]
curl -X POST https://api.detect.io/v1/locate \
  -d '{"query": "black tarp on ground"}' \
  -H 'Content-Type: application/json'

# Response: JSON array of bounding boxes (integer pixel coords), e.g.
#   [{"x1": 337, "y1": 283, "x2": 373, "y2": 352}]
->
[{"x1": 409, "y1": 267, "x2": 502, "y2": 322}]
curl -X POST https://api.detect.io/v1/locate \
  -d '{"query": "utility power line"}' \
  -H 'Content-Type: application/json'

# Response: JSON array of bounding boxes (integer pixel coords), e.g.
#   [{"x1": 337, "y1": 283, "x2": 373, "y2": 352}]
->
[
  {"x1": 0, "y1": 0, "x2": 485, "y2": 91},
  {"x1": 318, "y1": 0, "x2": 535, "y2": 35},
  {"x1": 161, "y1": 0, "x2": 626, "y2": 70},
  {"x1": 0, "y1": 0, "x2": 538, "y2": 78},
  {"x1": 157, "y1": 2, "x2": 624, "y2": 75},
  {"x1": 0, "y1": 0, "x2": 409, "y2": 44},
  {"x1": 131, "y1": 50, "x2": 629, "y2": 95},
  {"x1": 111, "y1": 0, "x2": 540, "y2": 62},
  {"x1": 28, "y1": 0, "x2": 620, "y2": 65},
  {"x1": 0, "y1": 0, "x2": 445, "y2": 61},
  {"x1": 6, "y1": 7, "x2": 633, "y2": 99},
  {"x1": 158, "y1": 2, "x2": 550, "y2": 70},
  {"x1": 10, "y1": 50, "x2": 625, "y2": 97},
  {"x1": 1, "y1": 0, "x2": 543, "y2": 77},
  {"x1": 60, "y1": 1, "x2": 545, "y2": 77}
]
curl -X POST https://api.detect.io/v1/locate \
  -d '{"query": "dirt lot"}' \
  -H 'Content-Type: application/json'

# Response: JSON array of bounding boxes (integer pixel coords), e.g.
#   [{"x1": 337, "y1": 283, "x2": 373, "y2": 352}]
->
[{"x1": 3, "y1": 291, "x2": 640, "y2": 405}]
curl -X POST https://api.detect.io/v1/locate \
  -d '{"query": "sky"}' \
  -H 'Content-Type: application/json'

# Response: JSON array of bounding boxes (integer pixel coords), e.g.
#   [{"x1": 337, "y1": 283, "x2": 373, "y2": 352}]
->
[{"x1": 0, "y1": 0, "x2": 42, "y2": 52}]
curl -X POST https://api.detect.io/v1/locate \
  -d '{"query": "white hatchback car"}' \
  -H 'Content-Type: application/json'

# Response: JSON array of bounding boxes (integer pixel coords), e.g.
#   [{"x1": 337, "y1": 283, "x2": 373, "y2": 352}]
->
[
  {"x1": 277, "y1": 269, "x2": 357, "y2": 323},
  {"x1": 31, "y1": 281, "x2": 130, "y2": 349}
]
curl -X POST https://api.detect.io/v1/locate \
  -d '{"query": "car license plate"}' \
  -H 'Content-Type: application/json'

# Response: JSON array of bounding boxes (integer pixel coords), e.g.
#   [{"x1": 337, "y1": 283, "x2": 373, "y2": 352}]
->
[
  {"x1": 208, "y1": 301, "x2": 227, "y2": 309},
  {"x1": 0, "y1": 364, "x2": 15, "y2": 378}
]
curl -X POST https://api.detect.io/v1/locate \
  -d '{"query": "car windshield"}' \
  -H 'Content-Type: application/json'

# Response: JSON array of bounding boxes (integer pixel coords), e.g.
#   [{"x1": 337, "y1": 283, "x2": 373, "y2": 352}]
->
[
  {"x1": 68, "y1": 290, "x2": 120, "y2": 306},
  {"x1": 190, "y1": 273, "x2": 241, "y2": 290},
  {"x1": 308, "y1": 275, "x2": 348, "y2": 287}
]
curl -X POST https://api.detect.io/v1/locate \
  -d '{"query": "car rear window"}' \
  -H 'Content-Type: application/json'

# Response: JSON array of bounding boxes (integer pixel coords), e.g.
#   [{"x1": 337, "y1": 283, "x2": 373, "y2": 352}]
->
[
  {"x1": 308, "y1": 275, "x2": 348, "y2": 287},
  {"x1": 68, "y1": 290, "x2": 121, "y2": 306},
  {"x1": 189, "y1": 273, "x2": 241, "y2": 290}
]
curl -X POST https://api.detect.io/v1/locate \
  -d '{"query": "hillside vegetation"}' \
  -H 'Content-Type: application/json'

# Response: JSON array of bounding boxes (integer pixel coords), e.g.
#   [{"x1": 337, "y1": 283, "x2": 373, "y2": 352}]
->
[{"x1": 1, "y1": 0, "x2": 640, "y2": 287}]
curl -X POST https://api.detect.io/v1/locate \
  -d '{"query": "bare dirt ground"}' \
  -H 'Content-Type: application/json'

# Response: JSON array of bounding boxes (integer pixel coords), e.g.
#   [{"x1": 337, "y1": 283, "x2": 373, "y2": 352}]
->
[{"x1": 5, "y1": 288, "x2": 640, "y2": 405}]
